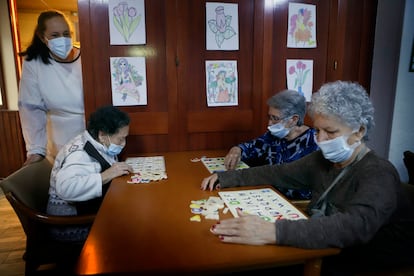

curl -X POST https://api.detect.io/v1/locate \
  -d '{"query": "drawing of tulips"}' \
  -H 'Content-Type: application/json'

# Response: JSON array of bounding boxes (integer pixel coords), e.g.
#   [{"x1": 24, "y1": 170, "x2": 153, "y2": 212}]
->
[
  {"x1": 113, "y1": 2, "x2": 141, "y2": 43},
  {"x1": 288, "y1": 61, "x2": 310, "y2": 95}
]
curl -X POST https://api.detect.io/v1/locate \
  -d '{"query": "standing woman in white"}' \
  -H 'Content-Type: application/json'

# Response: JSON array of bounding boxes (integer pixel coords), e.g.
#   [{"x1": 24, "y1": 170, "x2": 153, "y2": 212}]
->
[{"x1": 18, "y1": 10, "x2": 84, "y2": 166}]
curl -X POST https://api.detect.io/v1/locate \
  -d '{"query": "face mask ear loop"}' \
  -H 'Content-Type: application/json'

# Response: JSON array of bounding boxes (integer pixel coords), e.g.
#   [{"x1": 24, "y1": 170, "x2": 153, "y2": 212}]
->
[
  {"x1": 283, "y1": 116, "x2": 295, "y2": 132},
  {"x1": 350, "y1": 126, "x2": 365, "y2": 145},
  {"x1": 106, "y1": 135, "x2": 112, "y2": 148}
]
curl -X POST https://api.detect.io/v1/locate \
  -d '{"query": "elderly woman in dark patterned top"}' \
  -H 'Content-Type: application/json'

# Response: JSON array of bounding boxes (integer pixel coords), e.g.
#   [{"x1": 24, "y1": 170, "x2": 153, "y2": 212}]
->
[
  {"x1": 224, "y1": 89, "x2": 318, "y2": 200},
  {"x1": 202, "y1": 81, "x2": 414, "y2": 274}
]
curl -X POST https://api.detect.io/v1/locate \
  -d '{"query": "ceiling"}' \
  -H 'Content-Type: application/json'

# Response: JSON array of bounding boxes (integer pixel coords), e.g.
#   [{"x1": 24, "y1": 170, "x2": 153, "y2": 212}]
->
[{"x1": 16, "y1": 0, "x2": 78, "y2": 12}]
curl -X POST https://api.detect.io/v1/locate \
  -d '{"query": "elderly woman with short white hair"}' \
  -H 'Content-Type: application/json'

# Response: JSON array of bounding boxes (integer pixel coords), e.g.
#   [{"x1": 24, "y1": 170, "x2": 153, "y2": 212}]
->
[{"x1": 201, "y1": 81, "x2": 414, "y2": 273}]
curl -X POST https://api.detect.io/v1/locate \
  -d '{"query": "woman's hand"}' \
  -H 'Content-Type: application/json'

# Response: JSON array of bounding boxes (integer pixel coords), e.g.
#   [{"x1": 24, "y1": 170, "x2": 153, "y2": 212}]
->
[
  {"x1": 200, "y1": 173, "x2": 220, "y2": 191},
  {"x1": 209, "y1": 208, "x2": 276, "y2": 245},
  {"x1": 224, "y1": 146, "x2": 242, "y2": 170},
  {"x1": 23, "y1": 154, "x2": 45, "y2": 166},
  {"x1": 101, "y1": 162, "x2": 133, "y2": 184}
]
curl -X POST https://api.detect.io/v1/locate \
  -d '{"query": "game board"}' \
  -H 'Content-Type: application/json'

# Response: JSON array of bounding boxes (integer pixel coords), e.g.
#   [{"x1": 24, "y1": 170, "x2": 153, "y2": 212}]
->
[
  {"x1": 125, "y1": 156, "x2": 167, "y2": 183},
  {"x1": 201, "y1": 157, "x2": 249, "y2": 173},
  {"x1": 218, "y1": 188, "x2": 307, "y2": 222}
]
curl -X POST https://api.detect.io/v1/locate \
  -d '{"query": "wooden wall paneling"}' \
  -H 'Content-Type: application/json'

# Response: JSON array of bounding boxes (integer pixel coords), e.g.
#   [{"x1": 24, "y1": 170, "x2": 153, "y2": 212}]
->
[
  {"x1": 257, "y1": 1, "x2": 274, "y2": 133},
  {"x1": 176, "y1": 0, "x2": 261, "y2": 151},
  {"x1": 0, "y1": 111, "x2": 25, "y2": 178},
  {"x1": 79, "y1": 0, "x2": 173, "y2": 154},
  {"x1": 88, "y1": 1, "x2": 112, "y2": 107},
  {"x1": 355, "y1": 0, "x2": 377, "y2": 91},
  {"x1": 251, "y1": 0, "x2": 268, "y2": 138},
  {"x1": 124, "y1": 1, "x2": 171, "y2": 153},
  {"x1": 78, "y1": 0, "x2": 96, "y2": 118},
  {"x1": 266, "y1": 1, "x2": 330, "y2": 127},
  {"x1": 187, "y1": 110, "x2": 253, "y2": 133},
  {"x1": 326, "y1": 0, "x2": 342, "y2": 83},
  {"x1": 271, "y1": 0, "x2": 330, "y2": 96},
  {"x1": 77, "y1": 0, "x2": 378, "y2": 154},
  {"x1": 326, "y1": 0, "x2": 377, "y2": 90},
  {"x1": 339, "y1": 0, "x2": 363, "y2": 82},
  {"x1": 165, "y1": 0, "x2": 180, "y2": 152}
]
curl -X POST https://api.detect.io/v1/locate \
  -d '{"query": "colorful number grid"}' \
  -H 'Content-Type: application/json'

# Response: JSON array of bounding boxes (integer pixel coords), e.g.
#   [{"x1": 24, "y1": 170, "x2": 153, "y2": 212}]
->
[
  {"x1": 201, "y1": 157, "x2": 249, "y2": 173},
  {"x1": 218, "y1": 188, "x2": 307, "y2": 222},
  {"x1": 125, "y1": 156, "x2": 167, "y2": 182}
]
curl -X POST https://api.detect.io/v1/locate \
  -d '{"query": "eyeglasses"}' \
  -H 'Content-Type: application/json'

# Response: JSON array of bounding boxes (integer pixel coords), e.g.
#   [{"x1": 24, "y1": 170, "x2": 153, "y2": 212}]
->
[{"x1": 268, "y1": 114, "x2": 285, "y2": 123}]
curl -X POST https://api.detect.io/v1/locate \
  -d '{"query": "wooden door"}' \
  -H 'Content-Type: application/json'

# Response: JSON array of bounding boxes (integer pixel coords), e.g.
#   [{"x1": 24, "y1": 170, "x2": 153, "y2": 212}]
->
[
  {"x1": 174, "y1": 0, "x2": 264, "y2": 151},
  {"x1": 78, "y1": 0, "x2": 264, "y2": 154},
  {"x1": 79, "y1": 0, "x2": 173, "y2": 154}
]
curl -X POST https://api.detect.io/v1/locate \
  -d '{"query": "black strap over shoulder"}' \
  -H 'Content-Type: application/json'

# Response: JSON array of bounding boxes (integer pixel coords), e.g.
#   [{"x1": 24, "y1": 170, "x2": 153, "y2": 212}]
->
[
  {"x1": 75, "y1": 141, "x2": 112, "y2": 215},
  {"x1": 84, "y1": 141, "x2": 111, "y2": 171}
]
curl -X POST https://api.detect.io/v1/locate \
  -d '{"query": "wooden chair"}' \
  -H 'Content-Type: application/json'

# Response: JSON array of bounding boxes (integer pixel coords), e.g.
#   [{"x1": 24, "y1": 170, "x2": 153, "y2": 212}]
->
[{"x1": 0, "y1": 159, "x2": 95, "y2": 276}]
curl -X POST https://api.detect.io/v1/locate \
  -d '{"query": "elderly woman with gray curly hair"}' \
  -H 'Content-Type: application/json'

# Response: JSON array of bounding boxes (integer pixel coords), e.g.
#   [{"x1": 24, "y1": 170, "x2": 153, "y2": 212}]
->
[{"x1": 201, "y1": 81, "x2": 414, "y2": 274}]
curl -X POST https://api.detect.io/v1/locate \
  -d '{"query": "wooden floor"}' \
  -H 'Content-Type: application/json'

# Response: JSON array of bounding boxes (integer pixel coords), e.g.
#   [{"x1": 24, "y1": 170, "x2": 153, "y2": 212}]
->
[{"x1": 0, "y1": 188, "x2": 26, "y2": 276}]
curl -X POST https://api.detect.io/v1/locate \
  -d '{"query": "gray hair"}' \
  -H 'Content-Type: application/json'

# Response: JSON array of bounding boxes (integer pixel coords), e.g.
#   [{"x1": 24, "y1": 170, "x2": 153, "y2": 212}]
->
[
  {"x1": 267, "y1": 89, "x2": 306, "y2": 125},
  {"x1": 308, "y1": 81, "x2": 375, "y2": 141}
]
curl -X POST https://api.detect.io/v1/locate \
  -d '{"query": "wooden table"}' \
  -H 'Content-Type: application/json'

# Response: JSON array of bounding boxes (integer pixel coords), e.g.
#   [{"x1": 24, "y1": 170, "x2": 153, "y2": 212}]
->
[{"x1": 76, "y1": 150, "x2": 339, "y2": 275}]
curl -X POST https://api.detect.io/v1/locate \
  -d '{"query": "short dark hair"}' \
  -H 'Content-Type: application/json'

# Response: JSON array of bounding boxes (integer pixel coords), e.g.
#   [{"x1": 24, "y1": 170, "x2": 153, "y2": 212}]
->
[{"x1": 87, "y1": 106, "x2": 130, "y2": 139}]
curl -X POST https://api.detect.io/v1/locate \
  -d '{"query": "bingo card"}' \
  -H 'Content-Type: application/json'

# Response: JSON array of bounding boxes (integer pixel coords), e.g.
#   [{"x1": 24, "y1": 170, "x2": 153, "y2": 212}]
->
[
  {"x1": 125, "y1": 156, "x2": 167, "y2": 182},
  {"x1": 218, "y1": 188, "x2": 307, "y2": 222},
  {"x1": 201, "y1": 157, "x2": 249, "y2": 173}
]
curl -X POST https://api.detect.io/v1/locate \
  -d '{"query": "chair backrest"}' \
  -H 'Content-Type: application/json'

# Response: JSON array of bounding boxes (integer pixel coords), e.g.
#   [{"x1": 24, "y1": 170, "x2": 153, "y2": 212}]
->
[
  {"x1": 0, "y1": 159, "x2": 52, "y2": 213},
  {"x1": 402, "y1": 182, "x2": 414, "y2": 202},
  {"x1": 403, "y1": 150, "x2": 414, "y2": 184}
]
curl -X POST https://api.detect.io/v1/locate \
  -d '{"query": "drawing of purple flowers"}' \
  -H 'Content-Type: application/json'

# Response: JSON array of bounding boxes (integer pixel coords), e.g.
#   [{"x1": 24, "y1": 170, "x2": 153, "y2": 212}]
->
[
  {"x1": 113, "y1": 2, "x2": 141, "y2": 42},
  {"x1": 288, "y1": 61, "x2": 310, "y2": 95},
  {"x1": 207, "y1": 6, "x2": 236, "y2": 48}
]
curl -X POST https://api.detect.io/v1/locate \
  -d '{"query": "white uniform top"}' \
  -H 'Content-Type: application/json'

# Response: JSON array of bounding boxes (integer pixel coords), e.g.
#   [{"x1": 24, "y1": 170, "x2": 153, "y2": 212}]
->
[
  {"x1": 18, "y1": 51, "x2": 85, "y2": 161},
  {"x1": 49, "y1": 130, "x2": 116, "y2": 202}
]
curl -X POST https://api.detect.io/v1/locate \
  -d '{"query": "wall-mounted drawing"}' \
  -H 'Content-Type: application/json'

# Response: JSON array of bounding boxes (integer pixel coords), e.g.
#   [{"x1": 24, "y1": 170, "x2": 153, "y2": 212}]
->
[
  {"x1": 110, "y1": 57, "x2": 147, "y2": 106},
  {"x1": 206, "y1": 60, "x2": 238, "y2": 107},
  {"x1": 286, "y1": 59, "x2": 313, "y2": 102},
  {"x1": 108, "y1": 0, "x2": 146, "y2": 45},
  {"x1": 206, "y1": 2, "x2": 239, "y2": 50},
  {"x1": 287, "y1": 3, "x2": 316, "y2": 48}
]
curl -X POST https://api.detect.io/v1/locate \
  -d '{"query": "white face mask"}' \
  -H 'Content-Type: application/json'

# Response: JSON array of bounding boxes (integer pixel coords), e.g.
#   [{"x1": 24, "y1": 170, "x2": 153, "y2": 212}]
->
[
  {"x1": 315, "y1": 133, "x2": 361, "y2": 163},
  {"x1": 267, "y1": 121, "x2": 290, "y2": 139},
  {"x1": 47, "y1": 37, "x2": 72, "y2": 59}
]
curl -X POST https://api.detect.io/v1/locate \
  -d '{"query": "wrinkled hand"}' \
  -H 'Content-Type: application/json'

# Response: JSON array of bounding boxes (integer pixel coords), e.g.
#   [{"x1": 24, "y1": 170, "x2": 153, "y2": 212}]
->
[
  {"x1": 224, "y1": 146, "x2": 242, "y2": 170},
  {"x1": 200, "y1": 173, "x2": 220, "y2": 191},
  {"x1": 209, "y1": 209, "x2": 276, "y2": 245},
  {"x1": 101, "y1": 162, "x2": 133, "y2": 184},
  {"x1": 23, "y1": 154, "x2": 45, "y2": 166}
]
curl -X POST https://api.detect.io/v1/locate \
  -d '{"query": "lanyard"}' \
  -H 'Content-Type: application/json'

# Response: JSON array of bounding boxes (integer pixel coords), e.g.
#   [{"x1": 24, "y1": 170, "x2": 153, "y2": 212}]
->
[{"x1": 310, "y1": 146, "x2": 368, "y2": 218}]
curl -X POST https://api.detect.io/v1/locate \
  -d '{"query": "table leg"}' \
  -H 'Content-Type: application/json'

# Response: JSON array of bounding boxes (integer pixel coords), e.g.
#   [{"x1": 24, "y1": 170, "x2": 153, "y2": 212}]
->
[{"x1": 303, "y1": 258, "x2": 322, "y2": 276}]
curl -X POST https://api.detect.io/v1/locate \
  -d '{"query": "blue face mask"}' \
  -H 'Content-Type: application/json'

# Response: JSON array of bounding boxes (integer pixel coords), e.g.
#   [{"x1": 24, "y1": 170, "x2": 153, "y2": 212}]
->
[
  {"x1": 315, "y1": 133, "x2": 361, "y2": 163},
  {"x1": 47, "y1": 37, "x2": 72, "y2": 59},
  {"x1": 106, "y1": 136, "x2": 124, "y2": 156},
  {"x1": 267, "y1": 121, "x2": 290, "y2": 138}
]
